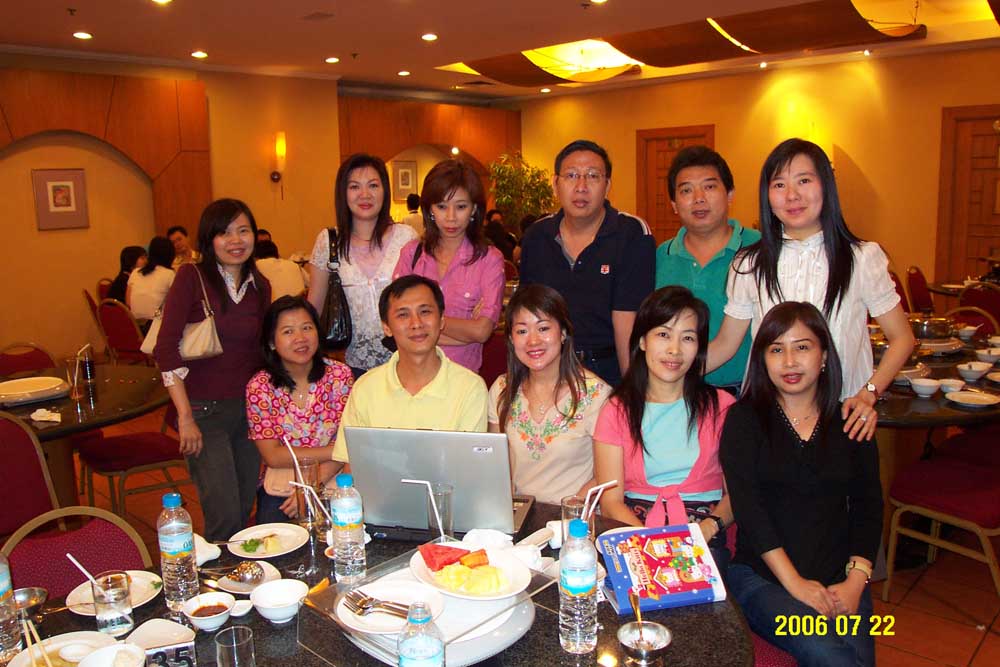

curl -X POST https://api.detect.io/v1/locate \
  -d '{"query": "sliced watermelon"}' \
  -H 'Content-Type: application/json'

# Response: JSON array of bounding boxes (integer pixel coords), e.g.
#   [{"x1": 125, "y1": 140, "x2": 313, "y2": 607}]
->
[{"x1": 418, "y1": 543, "x2": 469, "y2": 571}]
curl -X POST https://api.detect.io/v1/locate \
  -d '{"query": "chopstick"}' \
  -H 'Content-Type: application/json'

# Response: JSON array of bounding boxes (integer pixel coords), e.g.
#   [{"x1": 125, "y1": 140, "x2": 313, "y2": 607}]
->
[{"x1": 21, "y1": 617, "x2": 54, "y2": 667}]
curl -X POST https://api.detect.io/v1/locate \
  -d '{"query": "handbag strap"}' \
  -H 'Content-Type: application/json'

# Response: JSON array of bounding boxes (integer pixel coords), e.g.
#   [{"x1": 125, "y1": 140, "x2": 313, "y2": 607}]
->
[
  {"x1": 326, "y1": 228, "x2": 343, "y2": 286},
  {"x1": 192, "y1": 265, "x2": 215, "y2": 318}
]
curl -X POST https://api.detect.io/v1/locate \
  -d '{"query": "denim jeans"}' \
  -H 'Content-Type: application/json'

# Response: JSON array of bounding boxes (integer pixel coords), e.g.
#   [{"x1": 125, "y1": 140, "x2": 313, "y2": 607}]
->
[
  {"x1": 187, "y1": 397, "x2": 261, "y2": 542},
  {"x1": 727, "y1": 564, "x2": 875, "y2": 667},
  {"x1": 255, "y1": 487, "x2": 294, "y2": 525}
]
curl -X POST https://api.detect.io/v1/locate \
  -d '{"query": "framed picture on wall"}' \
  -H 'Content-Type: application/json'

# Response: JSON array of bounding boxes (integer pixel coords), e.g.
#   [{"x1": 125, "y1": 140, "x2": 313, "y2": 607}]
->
[
  {"x1": 31, "y1": 168, "x2": 90, "y2": 230},
  {"x1": 393, "y1": 160, "x2": 417, "y2": 202}
]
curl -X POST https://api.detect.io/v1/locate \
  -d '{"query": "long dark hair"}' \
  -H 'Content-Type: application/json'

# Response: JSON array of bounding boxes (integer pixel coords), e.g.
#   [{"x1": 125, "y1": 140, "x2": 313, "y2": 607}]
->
[
  {"x1": 743, "y1": 301, "x2": 843, "y2": 430},
  {"x1": 611, "y1": 286, "x2": 719, "y2": 454},
  {"x1": 333, "y1": 153, "x2": 393, "y2": 262},
  {"x1": 498, "y1": 285, "x2": 588, "y2": 428},
  {"x1": 260, "y1": 295, "x2": 326, "y2": 391},
  {"x1": 196, "y1": 198, "x2": 264, "y2": 313},
  {"x1": 419, "y1": 160, "x2": 488, "y2": 265},
  {"x1": 140, "y1": 236, "x2": 175, "y2": 276},
  {"x1": 736, "y1": 138, "x2": 861, "y2": 317},
  {"x1": 119, "y1": 246, "x2": 146, "y2": 273}
]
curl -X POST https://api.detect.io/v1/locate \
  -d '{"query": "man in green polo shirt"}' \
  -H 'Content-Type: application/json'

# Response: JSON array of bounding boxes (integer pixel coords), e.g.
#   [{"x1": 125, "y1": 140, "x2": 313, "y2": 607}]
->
[{"x1": 655, "y1": 146, "x2": 760, "y2": 392}]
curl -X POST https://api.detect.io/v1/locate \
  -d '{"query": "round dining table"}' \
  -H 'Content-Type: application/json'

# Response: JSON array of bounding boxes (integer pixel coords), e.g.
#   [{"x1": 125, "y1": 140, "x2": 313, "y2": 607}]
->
[{"x1": 33, "y1": 504, "x2": 754, "y2": 667}]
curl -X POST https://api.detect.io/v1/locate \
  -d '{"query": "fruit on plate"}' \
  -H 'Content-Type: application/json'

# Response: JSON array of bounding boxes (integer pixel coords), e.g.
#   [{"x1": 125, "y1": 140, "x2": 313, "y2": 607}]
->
[
  {"x1": 432, "y1": 563, "x2": 508, "y2": 595},
  {"x1": 242, "y1": 534, "x2": 281, "y2": 554},
  {"x1": 418, "y1": 543, "x2": 469, "y2": 571},
  {"x1": 459, "y1": 549, "x2": 489, "y2": 569}
]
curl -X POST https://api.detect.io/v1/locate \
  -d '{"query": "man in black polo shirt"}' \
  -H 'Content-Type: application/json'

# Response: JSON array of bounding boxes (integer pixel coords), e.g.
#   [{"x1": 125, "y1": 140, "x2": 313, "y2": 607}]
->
[{"x1": 519, "y1": 139, "x2": 655, "y2": 385}]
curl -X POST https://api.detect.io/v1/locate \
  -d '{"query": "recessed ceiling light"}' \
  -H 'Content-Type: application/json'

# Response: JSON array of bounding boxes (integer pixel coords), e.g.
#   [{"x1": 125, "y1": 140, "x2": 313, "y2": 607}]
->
[
  {"x1": 73, "y1": 32, "x2": 93, "y2": 40},
  {"x1": 397, "y1": 70, "x2": 411, "y2": 76},
  {"x1": 452, "y1": 85, "x2": 464, "y2": 90},
  {"x1": 191, "y1": 50, "x2": 208, "y2": 59},
  {"x1": 450, "y1": 147, "x2": 460, "y2": 155},
  {"x1": 152, "y1": 0, "x2": 172, "y2": 5},
  {"x1": 863, "y1": 49, "x2": 872, "y2": 56},
  {"x1": 759, "y1": 61, "x2": 768, "y2": 68},
  {"x1": 421, "y1": 33, "x2": 438, "y2": 42},
  {"x1": 540, "y1": 88, "x2": 551, "y2": 93},
  {"x1": 591, "y1": 0, "x2": 608, "y2": 4},
  {"x1": 325, "y1": 56, "x2": 340, "y2": 64}
]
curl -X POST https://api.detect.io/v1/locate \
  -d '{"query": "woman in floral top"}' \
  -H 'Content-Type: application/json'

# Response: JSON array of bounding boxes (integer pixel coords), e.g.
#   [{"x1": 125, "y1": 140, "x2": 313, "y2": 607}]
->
[
  {"x1": 488, "y1": 284, "x2": 611, "y2": 504},
  {"x1": 247, "y1": 295, "x2": 353, "y2": 523}
]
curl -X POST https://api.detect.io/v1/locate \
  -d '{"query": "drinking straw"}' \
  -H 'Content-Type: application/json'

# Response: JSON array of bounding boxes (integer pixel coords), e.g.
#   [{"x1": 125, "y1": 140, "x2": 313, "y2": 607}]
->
[
  {"x1": 289, "y1": 481, "x2": 334, "y2": 526},
  {"x1": 401, "y1": 478, "x2": 444, "y2": 540},
  {"x1": 65, "y1": 553, "x2": 98, "y2": 586},
  {"x1": 281, "y1": 436, "x2": 319, "y2": 518},
  {"x1": 583, "y1": 479, "x2": 618, "y2": 522},
  {"x1": 76, "y1": 342, "x2": 91, "y2": 356}
]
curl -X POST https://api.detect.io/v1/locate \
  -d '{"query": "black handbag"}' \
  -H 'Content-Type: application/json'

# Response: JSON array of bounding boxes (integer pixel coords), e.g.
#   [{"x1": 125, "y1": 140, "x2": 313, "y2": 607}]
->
[{"x1": 320, "y1": 228, "x2": 353, "y2": 351}]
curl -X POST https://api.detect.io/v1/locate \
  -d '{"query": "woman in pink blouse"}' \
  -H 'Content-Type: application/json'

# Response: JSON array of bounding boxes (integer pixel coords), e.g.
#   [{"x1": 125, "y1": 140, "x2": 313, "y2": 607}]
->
[
  {"x1": 246, "y1": 295, "x2": 353, "y2": 523},
  {"x1": 393, "y1": 160, "x2": 505, "y2": 372}
]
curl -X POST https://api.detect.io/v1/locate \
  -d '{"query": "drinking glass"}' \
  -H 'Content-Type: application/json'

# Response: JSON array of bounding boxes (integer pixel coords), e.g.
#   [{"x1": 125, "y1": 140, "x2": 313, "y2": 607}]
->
[
  {"x1": 215, "y1": 626, "x2": 255, "y2": 667},
  {"x1": 91, "y1": 570, "x2": 133, "y2": 636},
  {"x1": 64, "y1": 356, "x2": 84, "y2": 400},
  {"x1": 428, "y1": 482, "x2": 454, "y2": 538},
  {"x1": 295, "y1": 457, "x2": 319, "y2": 529},
  {"x1": 560, "y1": 495, "x2": 595, "y2": 545}
]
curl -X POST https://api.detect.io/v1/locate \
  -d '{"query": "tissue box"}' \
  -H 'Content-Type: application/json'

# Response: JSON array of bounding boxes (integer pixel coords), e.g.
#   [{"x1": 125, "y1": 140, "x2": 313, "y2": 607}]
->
[{"x1": 597, "y1": 523, "x2": 726, "y2": 614}]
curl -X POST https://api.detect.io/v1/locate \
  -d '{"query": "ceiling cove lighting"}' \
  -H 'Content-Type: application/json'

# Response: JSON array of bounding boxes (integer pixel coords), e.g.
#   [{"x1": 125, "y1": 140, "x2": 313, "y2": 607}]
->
[
  {"x1": 421, "y1": 33, "x2": 438, "y2": 42},
  {"x1": 73, "y1": 32, "x2": 93, "y2": 40},
  {"x1": 706, "y1": 18, "x2": 760, "y2": 53},
  {"x1": 397, "y1": 70, "x2": 411, "y2": 76},
  {"x1": 325, "y1": 56, "x2": 340, "y2": 64},
  {"x1": 152, "y1": 0, "x2": 173, "y2": 5},
  {"x1": 191, "y1": 50, "x2": 208, "y2": 59}
]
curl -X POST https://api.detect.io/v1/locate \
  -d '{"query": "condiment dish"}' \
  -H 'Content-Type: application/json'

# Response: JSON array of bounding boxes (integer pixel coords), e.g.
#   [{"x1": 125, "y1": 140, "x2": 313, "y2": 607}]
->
[{"x1": 181, "y1": 591, "x2": 235, "y2": 631}]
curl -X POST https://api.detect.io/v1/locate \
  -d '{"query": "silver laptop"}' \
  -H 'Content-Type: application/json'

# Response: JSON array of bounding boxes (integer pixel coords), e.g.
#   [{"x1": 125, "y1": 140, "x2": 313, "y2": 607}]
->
[{"x1": 343, "y1": 426, "x2": 533, "y2": 537}]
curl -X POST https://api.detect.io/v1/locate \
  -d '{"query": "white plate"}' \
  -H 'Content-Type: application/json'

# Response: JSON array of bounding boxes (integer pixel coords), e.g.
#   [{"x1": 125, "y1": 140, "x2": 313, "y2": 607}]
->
[
  {"x1": 213, "y1": 560, "x2": 281, "y2": 595},
  {"x1": 945, "y1": 390, "x2": 1000, "y2": 407},
  {"x1": 941, "y1": 283, "x2": 965, "y2": 290},
  {"x1": 126, "y1": 618, "x2": 195, "y2": 650},
  {"x1": 66, "y1": 570, "x2": 162, "y2": 616},
  {"x1": 0, "y1": 376, "x2": 69, "y2": 406},
  {"x1": 8, "y1": 631, "x2": 116, "y2": 667},
  {"x1": 921, "y1": 338, "x2": 964, "y2": 355},
  {"x1": 409, "y1": 548, "x2": 531, "y2": 601},
  {"x1": 227, "y1": 523, "x2": 309, "y2": 558},
  {"x1": 987, "y1": 372, "x2": 1000, "y2": 384},
  {"x1": 335, "y1": 579, "x2": 444, "y2": 635}
]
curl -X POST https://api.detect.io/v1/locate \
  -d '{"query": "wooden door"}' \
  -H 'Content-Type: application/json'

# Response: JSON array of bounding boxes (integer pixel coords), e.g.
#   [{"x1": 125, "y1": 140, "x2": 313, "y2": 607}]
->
[
  {"x1": 936, "y1": 106, "x2": 1000, "y2": 284},
  {"x1": 636, "y1": 125, "x2": 714, "y2": 244}
]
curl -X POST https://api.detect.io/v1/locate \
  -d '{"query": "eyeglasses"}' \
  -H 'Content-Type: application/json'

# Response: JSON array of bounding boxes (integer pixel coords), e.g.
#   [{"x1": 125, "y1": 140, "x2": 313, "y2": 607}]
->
[{"x1": 558, "y1": 171, "x2": 606, "y2": 184}]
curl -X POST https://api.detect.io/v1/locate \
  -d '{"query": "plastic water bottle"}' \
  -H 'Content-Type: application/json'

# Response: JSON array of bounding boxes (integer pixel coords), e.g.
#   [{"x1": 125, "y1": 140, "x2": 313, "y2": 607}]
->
[
  {"x1": 0, "y1": 554, "x2": 22, "y2": 664},
  {"x1": 157, "y1": 492, "x2": 199, "y2": 612},
  {"x1": 330, "y1": 473, "x2": 366, "y2": 583},
  {"x1": 559, "y1": 518, "x2": 598, "y2": 654},
  {"x1": 397, "y1": 601, "x2": 444, "y2": 667}
]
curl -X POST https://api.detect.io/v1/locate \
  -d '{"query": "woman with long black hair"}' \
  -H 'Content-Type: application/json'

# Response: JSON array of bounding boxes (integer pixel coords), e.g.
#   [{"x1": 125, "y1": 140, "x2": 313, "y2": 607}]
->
[{"x1": 127, "y1": 236, "x2": 175, "y2": 322}]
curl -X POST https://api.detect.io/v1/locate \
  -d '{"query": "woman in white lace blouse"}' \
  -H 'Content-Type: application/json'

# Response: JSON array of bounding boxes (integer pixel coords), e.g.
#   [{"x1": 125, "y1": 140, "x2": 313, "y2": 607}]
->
[
  {"x1": 307, "y1": 154, "x2": 418, "y2": 377},
  {"x1": 707, "y1": 139, "x2": 914, "y2": 440}
]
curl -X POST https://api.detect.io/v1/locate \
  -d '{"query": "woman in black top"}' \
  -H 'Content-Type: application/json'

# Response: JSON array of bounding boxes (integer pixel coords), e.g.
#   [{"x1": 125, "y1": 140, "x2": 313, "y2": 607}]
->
[
  {"x1": 720, "y1": 301, "x2": 881, "y2": 667},
  {"x1": 108, "y1": 245, "x2": 147, "y2": 303}
]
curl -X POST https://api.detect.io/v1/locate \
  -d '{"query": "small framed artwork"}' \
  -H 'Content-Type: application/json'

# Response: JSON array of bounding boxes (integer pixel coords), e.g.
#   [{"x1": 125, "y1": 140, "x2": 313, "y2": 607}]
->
[
  {"x1": 31, "y1": 168, "x2": 90, "y2": 230},
  {"x1": 393, "y1": 160, "x2": 417, "y2": 202}
]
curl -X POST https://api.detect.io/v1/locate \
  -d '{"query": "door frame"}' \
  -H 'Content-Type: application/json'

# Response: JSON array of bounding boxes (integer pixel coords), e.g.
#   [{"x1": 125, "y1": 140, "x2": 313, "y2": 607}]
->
[{"x1": 635, "y1": 125, "x2": 714, "y2": 233}]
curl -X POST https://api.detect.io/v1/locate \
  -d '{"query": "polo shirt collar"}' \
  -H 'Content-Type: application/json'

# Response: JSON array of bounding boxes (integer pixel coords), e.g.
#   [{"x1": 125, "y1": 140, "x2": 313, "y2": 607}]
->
[
  {"x1": 668, "y1": 219, "x2": 745, "y2": 257},
  {"x1": 386, "y1": 347, "x2": 451, "y2": 398}
]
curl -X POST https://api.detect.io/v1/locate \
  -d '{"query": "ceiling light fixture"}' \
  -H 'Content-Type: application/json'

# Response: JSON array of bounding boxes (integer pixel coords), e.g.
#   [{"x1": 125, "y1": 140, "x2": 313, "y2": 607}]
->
[
  {"x1": 325, "y1": 56, "x2": 340, "y2": 64},
  {"x1": 863, "y1": 49, "x2": 872, "y2": 56},
  {"x1": 152, "y1": 0, "x2": 172, "y2": 5},
  {"x1": 706, "y1": 18, "x2": 760, "y2": 53},
  {"x1": 397, "y1": 70, "x2": 411, "y2": 76},
  {"x1": 73, "y1": 32, "x2": 93, "y2": 40},
  {"x1": 450, "y1": 147, "x2": 460, "y2": 156},
  {"x1": 590, "y1": 0, "x2": 608, "y2": 4},
  {"x1": 191, "y1": 50, "x2": 208, "y2": 59},
  {"x1": 522, "y1": 39, "x2": 642, "y2": 83},
  {"x1": 759, "y1": 61, "x2": 768, "y2": 68},
  {"x1": 540, "y1": 88, "x2": 551, "y2": 93},
  {"x1": 421, "y1": 33, "x2": 438, "y2": 42}
]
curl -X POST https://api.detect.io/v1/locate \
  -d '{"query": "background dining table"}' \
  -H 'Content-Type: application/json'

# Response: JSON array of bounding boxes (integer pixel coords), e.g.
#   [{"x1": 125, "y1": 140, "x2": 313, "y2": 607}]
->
[{"x1": 33, "y1": 504, "x2": 754, "y2": 667}]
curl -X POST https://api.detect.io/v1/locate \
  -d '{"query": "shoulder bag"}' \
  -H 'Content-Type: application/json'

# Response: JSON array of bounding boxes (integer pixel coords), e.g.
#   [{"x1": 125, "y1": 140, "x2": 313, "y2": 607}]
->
[
  {"x1": 321, "y1": 228, "x2": 353, "y2": 351},
  {"x1": 140, "y1": 265, "x2": 224, "y2": 360}
]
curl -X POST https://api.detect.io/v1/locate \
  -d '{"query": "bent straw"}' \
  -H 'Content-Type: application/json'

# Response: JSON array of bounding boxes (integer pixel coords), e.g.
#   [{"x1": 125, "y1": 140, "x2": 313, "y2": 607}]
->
[
  {"x1": 289, "y1": 481, "x2": 334, "y2": 526},
  {"x1": 65, "y1": 553, "x2": 98, "y2": 586},
  {"x1": 583, "y1": 479, "x2": 618, "y2": 522},
  {"x1": 401, "y1": 478, "x2": 444, "y2": 541}
]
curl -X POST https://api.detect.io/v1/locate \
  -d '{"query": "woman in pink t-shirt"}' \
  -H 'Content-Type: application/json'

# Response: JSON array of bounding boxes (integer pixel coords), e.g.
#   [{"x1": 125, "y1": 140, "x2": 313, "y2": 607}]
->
[
  {"x1": 594, "y1": 286, "x2": 735, "y2": 565},
  {"x1": 393, "y1": 160, "x2": 504, "y2": 372}
]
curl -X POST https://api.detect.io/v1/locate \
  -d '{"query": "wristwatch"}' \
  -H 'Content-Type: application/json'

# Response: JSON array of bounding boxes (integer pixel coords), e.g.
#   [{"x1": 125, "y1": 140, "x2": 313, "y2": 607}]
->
[
  {"x1": 708, "y1": 515, "x2": 726, "y2": 535},
  {"x1": 864, "y1": 381, "x2": 880, "y2": 401},
  {"x1": 845, "y1": 560, "x2": 873, "y2": 583}
]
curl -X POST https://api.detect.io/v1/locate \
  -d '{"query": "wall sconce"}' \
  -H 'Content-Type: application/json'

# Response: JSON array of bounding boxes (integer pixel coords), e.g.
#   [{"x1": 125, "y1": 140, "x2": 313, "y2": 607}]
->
[{"x1": 271, "y1": 131, "x2": 286, "y2": 183}]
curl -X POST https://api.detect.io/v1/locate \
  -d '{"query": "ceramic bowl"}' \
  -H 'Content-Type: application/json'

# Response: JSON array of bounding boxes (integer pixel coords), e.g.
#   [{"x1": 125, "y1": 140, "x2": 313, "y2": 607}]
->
[
  {"x1": 910, "y1": 378, "x2": 940, "y2": 398},
  {"x1": 975, "y1": 348, "x2": 1000, "y2": 364},
  {"x1": 940, "y1": 378, "x2": 965, "y2": 394},
  {"x1": 958, "y1": 361, "x2": 992, "y2": 382},
  {"x1": 181, "y1": 591, "x2": 235, "y2": 632},
  {"x1": 989, "y1": 335, "x2": 1000, "y2": 346},
  {"x1": 250, "y1": 578, "x2": 308, "y2": 624},
  {"x1": 958, "y1": 326, "x2": 979, "y2": 341}
]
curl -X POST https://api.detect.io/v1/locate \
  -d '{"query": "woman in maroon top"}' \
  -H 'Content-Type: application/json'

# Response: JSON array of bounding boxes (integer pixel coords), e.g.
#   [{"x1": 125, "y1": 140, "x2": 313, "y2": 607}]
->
[{"x1": 154, "y1": 199, "x2": 271, "y2": 541}]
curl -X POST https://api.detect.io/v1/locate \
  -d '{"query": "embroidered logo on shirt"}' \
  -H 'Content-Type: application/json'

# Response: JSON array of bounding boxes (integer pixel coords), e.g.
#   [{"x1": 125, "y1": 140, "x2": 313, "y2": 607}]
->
[{"x1": 600, "y1": 264, "x2": 610, "y2": 275}]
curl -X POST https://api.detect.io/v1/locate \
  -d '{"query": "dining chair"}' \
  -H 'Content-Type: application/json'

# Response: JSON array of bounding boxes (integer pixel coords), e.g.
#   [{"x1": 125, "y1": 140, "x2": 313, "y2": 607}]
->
[
  {"x1": 98, "y1": 298, "x2": 151, "y2": 365},
  {"x1": 1, "y1": 505, "x2": 151, "y2": 598},
  {"x1": 478, "y1": 331, "x2": 507, "y2": 389},
  {"x1": 888, "y1": 270, "x2": 911, "y2": 313},
  {"x1": 959, "y1": 282, "x2": 1000, "y2": 328},
  {"x1": 0, "y1": 341, "x2": 56, "y2": 378},
  {"x1": 82, "y1": 289, "x2": 111, "y2": 358},
  {"x1": 96, "y1": 278, "x2": 114, "y2": 301},
  {"x1": 944, "y1": 306, "x2": 999, "y2": 335},
  {"x1": 0, "y1": 411, "x2": 59, "y2": 539},
  {"x1": 503, "y1": 260, "x2": 519, "y2": 281},
  {"x1": 906, "y1": 266, "x2": 934, "y2": 314}
]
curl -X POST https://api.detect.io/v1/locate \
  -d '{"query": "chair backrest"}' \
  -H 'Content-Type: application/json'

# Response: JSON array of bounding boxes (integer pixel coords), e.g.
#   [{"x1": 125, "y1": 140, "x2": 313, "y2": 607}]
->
[
  {"x1": 907, "y1": 266, "x2": 934, "y2": 313},
  {"x1": 479, "y1": 331, "x2": 507, "y2": 389},
  {"x1": 889, "y1": 271, "x2": 911, "y2": 313},
  {"x1": 97, "y1": 278, "x2": 113, "y2": 301},
  {"x1": 959, "y1": 283, "x2": 1000, "y2": 327},
  {"x1": 1, "y1": 506, "x2": 152, "y2": 598},
  {"x1": 98, "y1": 298, "x2": 147, "y2": 364},
  {"x1": 945, "y1": 306, "x2": 1000, "y2": 335},
  {"x1": 0, "y1": 412, "x2": 59, "y2": 536},
  {"x1": 0, "y1": 342, "x2": 56, "y2": 377},
  {"x1": 503, "y1": 260, "x2": 519, "y2": 281}
]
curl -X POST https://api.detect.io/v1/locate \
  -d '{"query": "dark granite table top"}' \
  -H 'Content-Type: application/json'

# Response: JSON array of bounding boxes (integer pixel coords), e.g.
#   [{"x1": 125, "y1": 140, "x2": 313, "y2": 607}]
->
[{"x1": 34, "y1": 504, "x2": 753, "y2": 667}]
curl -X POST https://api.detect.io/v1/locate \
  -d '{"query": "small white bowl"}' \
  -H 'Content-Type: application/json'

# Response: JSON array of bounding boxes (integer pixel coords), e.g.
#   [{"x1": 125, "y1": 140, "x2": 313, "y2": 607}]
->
[
  {"x1": 940, "y1": 378, "x2": 965, "y2": 394},
  {"x1": 975, "y1": 348, "x2": 1000, "y2": 364},
  {"x1": 910, "y1": 378, "x2": 940, "y2": 398},
  {"x1": 182, "y1": 591, "x2": 235, "y2": 632},
  {"x1": 989, "y1": 335, "x2": 1000, "y2": 346},
  {"x1": 958, "y1": 361, "x2": 992, "y2": 382},
  {"x1": 78, "y1": 644, "x2": 145, "y2": 667},
  {"x1": 250, "y1": 578, "x2": 308, "y2": 625},
  {"x1": 958, "y1": 326, "x2": 979, "y2": 341}
]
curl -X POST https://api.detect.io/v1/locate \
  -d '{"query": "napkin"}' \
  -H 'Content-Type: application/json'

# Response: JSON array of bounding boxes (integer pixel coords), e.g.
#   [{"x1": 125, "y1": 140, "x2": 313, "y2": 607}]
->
[
  {"x1": 29, "y1": 408, "x2": 61, "y2": 423},
  {"x1": 193, "y1": 533, "x2": 220, "y2": 565},
  {"x1": 461, "y1": 529, "x2": 513, "y2": 550},
  {"x1": 509, "y1": 544, "x2": 543, "y2": 570}
]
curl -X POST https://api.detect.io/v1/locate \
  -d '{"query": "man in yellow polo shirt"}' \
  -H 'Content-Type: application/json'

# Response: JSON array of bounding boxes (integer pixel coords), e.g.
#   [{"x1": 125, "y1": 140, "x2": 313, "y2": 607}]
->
[{"x1": 331, "y1": 275, "x2": 489, "y2": 464}]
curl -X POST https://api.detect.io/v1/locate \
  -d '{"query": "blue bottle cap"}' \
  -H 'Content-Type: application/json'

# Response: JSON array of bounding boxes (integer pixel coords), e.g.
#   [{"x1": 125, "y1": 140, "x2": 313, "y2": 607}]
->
[
  {"x1": 568, "y1": 518, "x2": 589, "y2": 539},
  {"x1": 162, "y1": 492, "x2": 182, "y2": 508},
  {"x1": 406, "y1": 601, "x2": 431, "y2": 624},
  {"x1": 336, "y1": 473, "x2": 354, "y2": 488}
]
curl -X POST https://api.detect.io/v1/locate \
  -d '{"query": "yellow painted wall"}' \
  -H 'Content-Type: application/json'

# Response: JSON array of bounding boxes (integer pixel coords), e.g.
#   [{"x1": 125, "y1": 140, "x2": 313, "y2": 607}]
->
[
  {"x1": 521, "y1": 47, "x2": 1000, "y2": 280},
  {"x1": 387, "y1": 144, "x2": 450, "y2": 221},
  {"x1": 0, "y1": 133, "x2": 155, "y2": 358}
]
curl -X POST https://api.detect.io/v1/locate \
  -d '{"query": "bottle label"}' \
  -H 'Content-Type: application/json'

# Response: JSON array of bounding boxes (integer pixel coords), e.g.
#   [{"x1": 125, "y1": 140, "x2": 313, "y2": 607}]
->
[
  {"x1": 159, "y1": 531, "x2": 194, "y2": 559},
  {"x1": 332, "y1": 499, "x2": 363, "y2": 529},
  {"x1": 398, "y1": 639, "x2": 443, "y2": 667},
  {"x1": 560, "y1": 566, "x2": 597, "y2": 597},
  {"x1": 0, "y1": 565, "x2": 11, "y2": 601}
]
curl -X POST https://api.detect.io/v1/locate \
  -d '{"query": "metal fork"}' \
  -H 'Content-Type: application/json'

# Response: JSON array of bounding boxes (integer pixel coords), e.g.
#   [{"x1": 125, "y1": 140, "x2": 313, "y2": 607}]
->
[
  {"x1": 345, "y1": 590, "x2": 410, "y2": 614},
  {"x1": 343, "y1": 596, "x2": 408, "y2": 619}
]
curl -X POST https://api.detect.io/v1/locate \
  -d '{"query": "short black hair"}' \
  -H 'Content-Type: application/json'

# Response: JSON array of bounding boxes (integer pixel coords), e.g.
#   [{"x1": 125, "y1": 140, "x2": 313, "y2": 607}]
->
[
  {"x1": 485, "y1": 209, "x2": 502, "y2": 222},
  {"x1": 406, "y1": 193, "x2": 420, "y2": 210},
  {"x1": 255, "y1": 239, "x2": 280, "y2": 259},
  {"x1": 166, "y1": 225, "x2": 188, "y2": 238},
  {"x1": 378, "y1": 275, "x2": 445, "y2": 323},
  {"x1": 554, "y1": 139, "x2": 612, "y2": 178},
  {"x1": 667, "y1": 145, "x2": 735, "y2": 201}
]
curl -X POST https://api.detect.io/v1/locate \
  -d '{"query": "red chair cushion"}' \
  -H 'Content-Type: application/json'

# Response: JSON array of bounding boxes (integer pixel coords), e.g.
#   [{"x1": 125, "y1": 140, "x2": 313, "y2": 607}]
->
[
  {"x1": 0, "y1": 347, "x2": 54, "y2": 377},
  {"x1": 753, "y1": 633, "x2": 798, "y2": 667},
  {"x1": 890, "y1": 458, "x2": 1000, "y2": 528},
  {"x1": 0, "y1": 419, "x2": 56, "y2": 535},
  {"x1": 9, "y1": 517, "x2": 147, "y2": 598},
  {"x1": 479, "y1": 332, "x2": 507, "y2": 389},
  {"x1": 77, "y1": 431, "x2": 182, "y2": 472}
]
